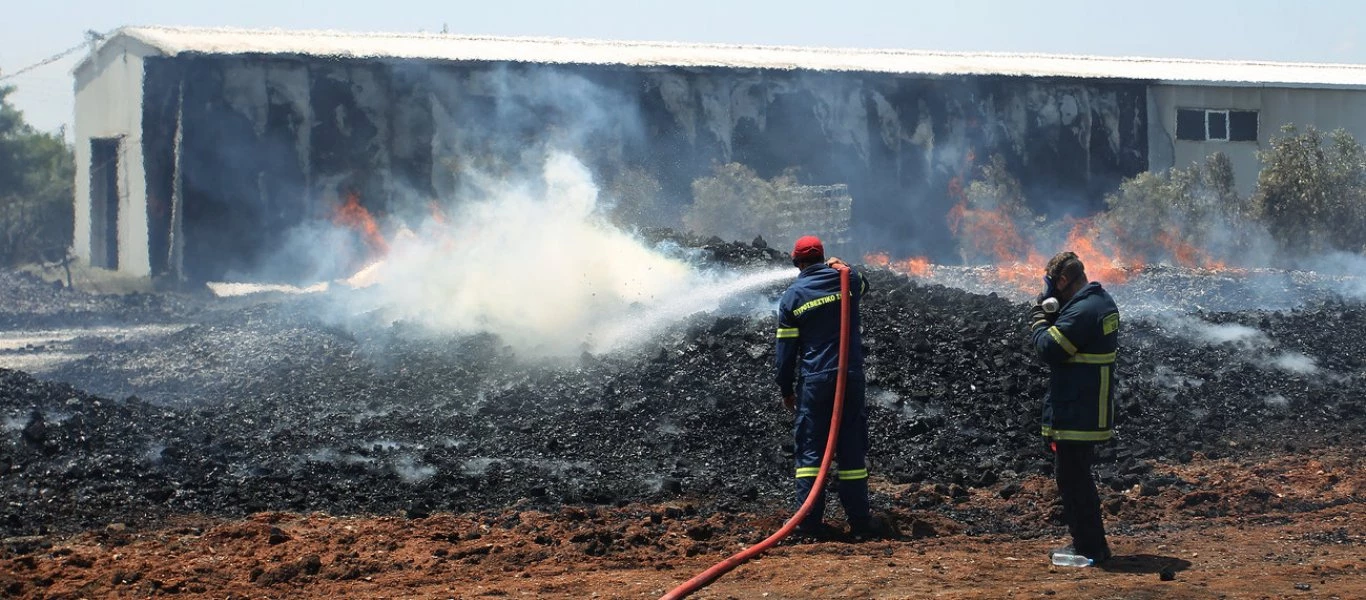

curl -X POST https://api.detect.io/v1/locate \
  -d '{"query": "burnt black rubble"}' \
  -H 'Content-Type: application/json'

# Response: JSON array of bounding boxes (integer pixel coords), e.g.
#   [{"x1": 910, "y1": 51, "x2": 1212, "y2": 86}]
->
[
  {"x1": 1, "y1": 241, "x2": 1365, "y2": 537},
  {"x1": 1109, "y1": 265, "x2": 1359, "y2": 314},
  {"x1": 921, "y1": 264, "x2": 1361, "y2": 315},
  {"x1": 638, "y1": 228, "x2": 791, "y2": 268},
  {"x1": 0, "y1": 271, "x2": 201, "y2": 330}
]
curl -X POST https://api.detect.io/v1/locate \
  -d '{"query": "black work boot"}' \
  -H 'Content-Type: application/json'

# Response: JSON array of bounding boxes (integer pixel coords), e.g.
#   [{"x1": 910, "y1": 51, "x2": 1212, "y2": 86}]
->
[{"x1": 849, "y1": 512, "x2": 897, "y2": 542}]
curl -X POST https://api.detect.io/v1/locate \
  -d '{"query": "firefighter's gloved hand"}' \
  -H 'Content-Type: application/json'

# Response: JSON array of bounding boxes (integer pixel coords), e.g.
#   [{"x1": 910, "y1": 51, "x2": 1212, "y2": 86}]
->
[
  {"x1": 1028, "y1": 300, "x2": 1051, "y2": 330},
  {"x1": 825, "y1": 257, "x2": 849, "y2": 269},
  {"x1": 782, "y1": 394, "x2": 796, "y2": 412}
]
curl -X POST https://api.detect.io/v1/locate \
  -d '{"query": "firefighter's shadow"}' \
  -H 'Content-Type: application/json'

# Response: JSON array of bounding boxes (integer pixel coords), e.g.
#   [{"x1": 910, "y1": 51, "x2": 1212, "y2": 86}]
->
[{"x1": 1099, "y1": 554, "x2": 1192, "y2": 574}]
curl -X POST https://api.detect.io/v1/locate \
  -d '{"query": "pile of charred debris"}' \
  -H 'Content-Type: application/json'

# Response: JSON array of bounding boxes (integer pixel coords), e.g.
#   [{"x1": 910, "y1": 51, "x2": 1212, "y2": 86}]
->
[{"x1": 1, "y1": 234, "x2": 1363, "y2": 538}]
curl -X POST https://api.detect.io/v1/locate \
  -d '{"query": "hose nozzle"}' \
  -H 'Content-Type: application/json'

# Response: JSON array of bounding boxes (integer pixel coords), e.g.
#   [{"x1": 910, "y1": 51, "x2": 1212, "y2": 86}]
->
[{"x1": 1042, "y1": 297, "x2": 1060, "y2": 314}]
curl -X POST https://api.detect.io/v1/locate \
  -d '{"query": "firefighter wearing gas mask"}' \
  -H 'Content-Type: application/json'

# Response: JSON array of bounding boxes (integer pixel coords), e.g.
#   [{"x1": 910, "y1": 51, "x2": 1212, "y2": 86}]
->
[{"x1": 1028, "y1": 251, "x2": 1120, "y2": 566}]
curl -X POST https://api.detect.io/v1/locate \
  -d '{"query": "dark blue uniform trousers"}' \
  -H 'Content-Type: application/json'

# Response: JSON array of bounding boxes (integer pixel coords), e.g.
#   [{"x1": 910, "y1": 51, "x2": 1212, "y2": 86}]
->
[
  {"x1": 1054, "y1": 441, "x2": 1110, "y2": 558},
  {"x1": 793, "y1": 373, "x2": 870, "y2": 529}
]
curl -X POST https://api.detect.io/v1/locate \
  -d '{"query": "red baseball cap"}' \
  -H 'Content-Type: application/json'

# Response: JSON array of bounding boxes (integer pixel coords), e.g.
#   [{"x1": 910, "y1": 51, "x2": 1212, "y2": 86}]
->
[{"x1": 791, "y1": 235, "x2": 824, "y2": 262}]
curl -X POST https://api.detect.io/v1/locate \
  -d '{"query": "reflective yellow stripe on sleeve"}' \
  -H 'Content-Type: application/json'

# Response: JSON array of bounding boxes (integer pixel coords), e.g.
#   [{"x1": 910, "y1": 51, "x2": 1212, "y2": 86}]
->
[
  {"x1": 776, "y1": 327, "x2": 799, "y2": 339},
  {"x1": 795, "y1": 467, "x2": 822, "y2": 478},
  {"x1": 1048, "y1": 326, "x2": 1078, "y2": 355}
]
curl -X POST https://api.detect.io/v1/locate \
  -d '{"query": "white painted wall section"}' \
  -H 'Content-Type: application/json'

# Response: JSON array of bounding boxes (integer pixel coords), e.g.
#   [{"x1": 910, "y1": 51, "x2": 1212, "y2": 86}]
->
[{"x1": 73, "y1": 37, "x2": 155, "y2": 276}]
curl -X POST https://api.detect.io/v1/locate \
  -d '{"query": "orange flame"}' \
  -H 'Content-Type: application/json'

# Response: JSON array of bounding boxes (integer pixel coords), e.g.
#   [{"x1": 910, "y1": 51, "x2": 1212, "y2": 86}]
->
[
  {"x1": 333, "y1": 192, "x2": 389, "y2": 256},
  {"x1": 901, "y1": 256, "x2": 932, "y2": 277},
  {"x1": 864, "y1": 252, "x2": 932, "y2": 277},
  {"x1": 989, "y1": 253, "x2": 1048, "y2": 293},
  {"x1": 864, "y1": 147, "x2": 1242, "y2": 293},
  {"x1": 948, "y1": 202, "x2": 1033, "y2": 265},
  {"x1": 1063, "y1": 219, "x2": 1142, "y2": 284},
  {"x1": 865, "y1": 252, "x2": 891, "y2": 268},
  {"x1": 944, "y1": 152, "x2": 1032, "y2": 267},
  {"x1": 1156, "y1": 228, "x2": 1228, "y2": 271}
]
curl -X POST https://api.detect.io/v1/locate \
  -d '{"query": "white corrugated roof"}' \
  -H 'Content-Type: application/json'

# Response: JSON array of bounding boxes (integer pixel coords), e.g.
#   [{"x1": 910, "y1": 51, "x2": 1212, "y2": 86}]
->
[{"x1": 90, "y1": 25, "x2": 1366, "y2": 89}]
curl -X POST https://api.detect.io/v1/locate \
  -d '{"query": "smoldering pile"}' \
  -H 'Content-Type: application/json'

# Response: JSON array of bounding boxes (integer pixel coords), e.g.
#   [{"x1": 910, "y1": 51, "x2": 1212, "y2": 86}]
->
[
  {"x1": 0, "y1": 271, "x2": 196, "y2": 330},
  {"x1": 1, "y1": 238, "x2": 1364, "y2": 538},
  {"x1": 911, "y1": 263, "x2": 1361, "y2": 314}
]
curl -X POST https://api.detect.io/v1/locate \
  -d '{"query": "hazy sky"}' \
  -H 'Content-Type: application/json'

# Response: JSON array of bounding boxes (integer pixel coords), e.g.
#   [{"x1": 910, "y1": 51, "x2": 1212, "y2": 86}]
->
[{"x1": 2, "y1": 0, "x2": 1363, "y2": 135}]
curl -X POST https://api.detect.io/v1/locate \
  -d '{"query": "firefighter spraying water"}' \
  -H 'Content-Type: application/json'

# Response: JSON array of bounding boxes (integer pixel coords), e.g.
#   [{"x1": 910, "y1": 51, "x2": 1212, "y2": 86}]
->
[
  {"x1": 661, "y1": 235, "x2": 883, "y2": 599},
  {"x1": 774, "y1": 235, "x2": 880, "y2": 541}
]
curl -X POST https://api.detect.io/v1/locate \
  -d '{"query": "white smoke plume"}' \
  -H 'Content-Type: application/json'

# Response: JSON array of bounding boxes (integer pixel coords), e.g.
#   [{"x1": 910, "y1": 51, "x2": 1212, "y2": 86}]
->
[
  {"x1": 1303, "y1": 251, "x2": 1366, "y2": 300},
  {"x1": 1158, "y1": 314, "x2": 1320, "y2": 375},
  {"x1": 337, "y1": 152, "x2": 790, "y2": 357},
  {"x1": 1266, "y1": 352, "x2": 1318, "y2": 375},
  {"x1": 1162, "y1": 315, "x2": 1270, "y2": 347}
]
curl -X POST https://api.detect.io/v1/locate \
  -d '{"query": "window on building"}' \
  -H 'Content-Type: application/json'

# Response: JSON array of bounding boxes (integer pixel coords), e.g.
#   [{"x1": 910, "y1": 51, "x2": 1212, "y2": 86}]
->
[
  {"x1": 1176, "y1": 108, "x2": 1258, "y2": 142},
  {"x1": 1206, "y1": 110, "x2": 1229, "y2": 141},
  {"x1": 1176, "y1": 109, "x2": 1205, "y2": 141},
  {"x1": 1229, "y1": 110, "x2": 1258, "y2": 141}
]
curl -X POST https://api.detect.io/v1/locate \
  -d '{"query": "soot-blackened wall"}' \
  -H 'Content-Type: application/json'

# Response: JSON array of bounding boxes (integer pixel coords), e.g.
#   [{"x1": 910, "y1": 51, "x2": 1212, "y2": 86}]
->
[{"x1": 150, "y1": 55, "x2": 1147, "y2": 281}]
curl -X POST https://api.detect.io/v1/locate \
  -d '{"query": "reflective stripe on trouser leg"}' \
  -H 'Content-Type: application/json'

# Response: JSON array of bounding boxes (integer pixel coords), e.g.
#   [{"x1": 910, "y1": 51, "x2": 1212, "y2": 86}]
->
[
  {"x1": 793, "y1": 376, "x2": 833, "y2": 530},
  {"x1": 836, "y1": 468, "x2": 868, "y2": 480},
  {"x1": 793, "y1": 374, "x2": 870, "y2": 528},
  {"x1": 835, "y1": 375, "x2": 870, "y2": 524}
]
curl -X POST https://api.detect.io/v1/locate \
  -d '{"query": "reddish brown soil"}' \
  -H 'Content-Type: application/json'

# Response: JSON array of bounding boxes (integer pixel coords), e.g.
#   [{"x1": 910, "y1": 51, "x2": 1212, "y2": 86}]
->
[{"x1": 4, "y1": 448, "x2": 1362, "y2": 599}]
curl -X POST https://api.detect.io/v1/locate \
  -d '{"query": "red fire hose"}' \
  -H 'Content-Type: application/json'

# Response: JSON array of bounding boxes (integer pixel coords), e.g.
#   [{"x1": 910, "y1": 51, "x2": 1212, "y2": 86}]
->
[{"x1": 659, "y1": 265, "x2": 852, "y2": 600}]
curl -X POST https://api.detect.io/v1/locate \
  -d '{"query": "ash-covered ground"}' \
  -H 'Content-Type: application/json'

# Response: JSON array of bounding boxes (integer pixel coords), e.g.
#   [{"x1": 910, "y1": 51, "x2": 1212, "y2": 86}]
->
[{"x1": 1, "y1": 234, "x2": 1363, "y2": 539}]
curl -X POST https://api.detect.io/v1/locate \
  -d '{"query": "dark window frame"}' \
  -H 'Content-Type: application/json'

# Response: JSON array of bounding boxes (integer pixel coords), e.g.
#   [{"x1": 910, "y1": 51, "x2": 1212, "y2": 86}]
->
[{"x1": 1176, "y1": 108, "x2": 1259, "y2": 143}]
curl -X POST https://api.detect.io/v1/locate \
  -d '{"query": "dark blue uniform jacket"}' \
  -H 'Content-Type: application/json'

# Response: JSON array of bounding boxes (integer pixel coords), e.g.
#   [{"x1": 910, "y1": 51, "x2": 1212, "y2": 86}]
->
[
  {"x1": 774, "y1": 264, "x2": 868, "y2": 395},
  {"x1": 1030, "y1": 282, "x2": 1120, "y2": 442}
]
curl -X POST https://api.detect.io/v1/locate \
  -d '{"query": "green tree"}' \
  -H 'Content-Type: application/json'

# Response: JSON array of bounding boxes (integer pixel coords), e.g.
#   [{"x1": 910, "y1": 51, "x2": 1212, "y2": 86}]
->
[
  {"x1": 684, "y1": 163, "x2": 787, "y2": 241},
  {"x1": 1100, "y1": 152, "x2": 1257, "y2": 265},
  {"x1": 1254, "y1": 125, "x2": 1366, "y2": 255},
  {"x1": 0, "y1": 85, "x2": 75, "y2": 265}
]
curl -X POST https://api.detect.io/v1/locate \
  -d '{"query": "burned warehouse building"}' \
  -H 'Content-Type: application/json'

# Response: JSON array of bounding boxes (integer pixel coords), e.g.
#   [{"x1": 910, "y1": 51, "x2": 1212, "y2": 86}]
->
[
  {"x1": 72, "y1": 26, "x2": 1366, "y2": 282},
  {"x1": 6, "y1": 20, "x2": 1366, "y2": 598}
]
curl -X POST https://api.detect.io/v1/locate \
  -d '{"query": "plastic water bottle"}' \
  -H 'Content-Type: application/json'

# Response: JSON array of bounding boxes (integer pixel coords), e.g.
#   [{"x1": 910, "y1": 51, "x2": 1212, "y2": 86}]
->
[{"x1": 1051, "y1": 550, "x2": 1094, "y2": 567}]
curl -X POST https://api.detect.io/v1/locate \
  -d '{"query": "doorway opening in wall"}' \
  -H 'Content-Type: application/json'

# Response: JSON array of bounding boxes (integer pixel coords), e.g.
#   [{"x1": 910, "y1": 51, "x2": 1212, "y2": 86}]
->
[{"x1": 89, "y1": 138, "x2": 121, "y2": 270}]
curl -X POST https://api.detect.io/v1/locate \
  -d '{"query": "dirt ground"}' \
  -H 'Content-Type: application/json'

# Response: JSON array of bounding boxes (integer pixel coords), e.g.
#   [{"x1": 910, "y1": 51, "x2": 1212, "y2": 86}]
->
[{"x1": 3, "y1": 448, "x2": 1362, "y2": 600}]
